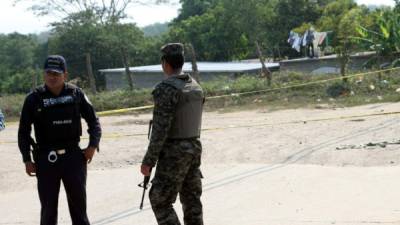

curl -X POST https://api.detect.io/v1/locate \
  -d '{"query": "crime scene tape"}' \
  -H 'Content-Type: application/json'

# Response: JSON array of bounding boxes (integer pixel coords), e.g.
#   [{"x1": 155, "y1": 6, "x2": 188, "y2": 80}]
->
[
  {"x1": 207, "y1": 66, "x2": 400, "y2": 99},
  {"x1": 2, "y1": 109, "x2": 399, "y2": 145},
  {"x1": 97, "y1": 66, "x2": 400, "y2": 115},
  {"x1": 3, "y1": 67, "x2": 400, "y2": 126},
  {"x1": 97, "y1": 105, "x2": 154, "y2": 116}
]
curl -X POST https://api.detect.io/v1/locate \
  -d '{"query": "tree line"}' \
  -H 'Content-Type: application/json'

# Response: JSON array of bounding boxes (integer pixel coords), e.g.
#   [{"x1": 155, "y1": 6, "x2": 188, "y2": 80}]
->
[{"x1": 1, "y1": 0, "x2": 399, "y2": 94}]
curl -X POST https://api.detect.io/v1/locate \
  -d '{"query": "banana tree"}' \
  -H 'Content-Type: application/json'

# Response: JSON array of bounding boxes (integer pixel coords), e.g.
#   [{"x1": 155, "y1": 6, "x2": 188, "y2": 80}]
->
[{"x1": 354, "y1": 6, "x2": 400, "y2": 69}]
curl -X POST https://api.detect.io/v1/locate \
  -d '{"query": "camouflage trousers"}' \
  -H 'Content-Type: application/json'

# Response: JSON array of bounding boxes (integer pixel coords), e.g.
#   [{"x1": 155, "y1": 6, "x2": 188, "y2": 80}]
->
[{"x1": 149, "y1": 139, "x2": 203, "y2": 225}]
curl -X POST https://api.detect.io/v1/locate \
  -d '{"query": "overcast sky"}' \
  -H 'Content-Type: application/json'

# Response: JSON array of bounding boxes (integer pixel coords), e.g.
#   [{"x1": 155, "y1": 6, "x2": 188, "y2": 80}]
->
[{"x1": 0, "y1": 0, "x2": 395, "y2": 34}]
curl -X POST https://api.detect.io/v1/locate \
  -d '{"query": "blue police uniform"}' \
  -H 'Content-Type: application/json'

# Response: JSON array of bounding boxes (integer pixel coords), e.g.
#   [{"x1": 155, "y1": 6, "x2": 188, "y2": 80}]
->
[{"x1": 18, "y1": 55, "x2": 101, "y2": 225}]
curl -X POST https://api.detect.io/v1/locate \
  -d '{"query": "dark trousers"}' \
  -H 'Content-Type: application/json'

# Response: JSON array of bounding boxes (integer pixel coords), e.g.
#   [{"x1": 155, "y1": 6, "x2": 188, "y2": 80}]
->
[
  {"x1": 149, "y1": 140, "x2": 203, "y2": 225},
  {"x1": 35, "y1": 148, "x2": 89, "y2": 225}
]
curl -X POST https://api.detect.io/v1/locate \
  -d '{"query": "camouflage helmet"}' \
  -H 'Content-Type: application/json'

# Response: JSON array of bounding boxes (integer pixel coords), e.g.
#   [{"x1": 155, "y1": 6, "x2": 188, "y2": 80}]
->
[{"x1": 160, "y1": 43, "x2": 184, "y2": 57}]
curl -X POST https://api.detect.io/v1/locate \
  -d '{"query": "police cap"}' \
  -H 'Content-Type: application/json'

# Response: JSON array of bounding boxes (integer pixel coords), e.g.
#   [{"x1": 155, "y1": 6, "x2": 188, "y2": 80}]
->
[{"x1": 44, "y1": 55, "x2": 67, "y2": 74}]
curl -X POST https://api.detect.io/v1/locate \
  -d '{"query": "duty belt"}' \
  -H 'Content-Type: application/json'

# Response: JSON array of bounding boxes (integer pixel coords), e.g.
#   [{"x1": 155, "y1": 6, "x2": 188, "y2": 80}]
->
[
  {"x1": 37, "y1": 141, "x2": 79, "y2": 163},
  {"x1": 47, "y1": 149, "x2": 66, "y2": 163}
]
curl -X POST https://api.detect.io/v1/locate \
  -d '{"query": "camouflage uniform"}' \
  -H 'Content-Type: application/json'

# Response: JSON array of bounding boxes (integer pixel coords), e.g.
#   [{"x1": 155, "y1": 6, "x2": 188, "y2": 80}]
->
[{"x1": 142, "y1": 75, "x2": 204, "y2": 225}]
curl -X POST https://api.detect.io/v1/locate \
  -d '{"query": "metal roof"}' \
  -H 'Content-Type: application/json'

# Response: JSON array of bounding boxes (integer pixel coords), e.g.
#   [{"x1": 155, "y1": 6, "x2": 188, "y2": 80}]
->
[{"x1": 99, "y1": 61, "x2": 280, "y2": 73}]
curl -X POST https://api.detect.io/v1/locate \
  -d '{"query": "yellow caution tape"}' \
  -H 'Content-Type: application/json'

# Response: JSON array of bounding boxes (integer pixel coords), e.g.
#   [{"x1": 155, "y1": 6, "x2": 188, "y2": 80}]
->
[
  {"x1": 3, "y1": 110, "x2": 398, "y2": 144},
  {"x1": 3, "y1": 67, "x2": 400, "y2": 128},
  {"x1": 207, "y1": 67, "x2": 400, "y2": 99},
  {"x1": 96, "y1": 67, "x2": 400, "y2": 114},
  {"x1": 97, "y1": 105, "x2": 154, "y2": 116}
]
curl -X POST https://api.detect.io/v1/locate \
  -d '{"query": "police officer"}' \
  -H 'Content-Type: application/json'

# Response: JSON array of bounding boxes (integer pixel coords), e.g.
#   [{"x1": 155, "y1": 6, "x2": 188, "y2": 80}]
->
[
  {"x1": 141, "y1": 43, "x2": 204, "y2": 225},
  {"x1": 0, "y1": 109, "x2": 5, "y2": 131},
  {"x1": 18, "y1": 55, "x2": 101, "y2": 225}
]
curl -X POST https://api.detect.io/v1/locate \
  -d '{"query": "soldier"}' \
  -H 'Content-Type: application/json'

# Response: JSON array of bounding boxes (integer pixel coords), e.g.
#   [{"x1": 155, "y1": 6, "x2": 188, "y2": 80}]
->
[
  {"x1": 141, "y1": 43, "x2": 205, "y2": 225},
  {"x1": 0, "y1": 109, "x2": 4, "y2": 131},
  {"x1": 18, "y1": 55, "x2": 101, "y2": 225}
]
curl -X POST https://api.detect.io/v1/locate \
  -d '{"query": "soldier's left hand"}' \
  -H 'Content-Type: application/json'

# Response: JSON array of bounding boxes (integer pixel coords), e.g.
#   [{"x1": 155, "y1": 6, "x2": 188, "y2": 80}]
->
[{"x1": 84, "y1": 146, "x2": 96, "y2": 163}]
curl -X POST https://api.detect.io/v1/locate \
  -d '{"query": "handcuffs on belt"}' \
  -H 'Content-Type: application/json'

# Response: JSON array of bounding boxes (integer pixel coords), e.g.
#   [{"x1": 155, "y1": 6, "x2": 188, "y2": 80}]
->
[{"x1": 47, "y1": 149, "x2": 66, "y2": 163}]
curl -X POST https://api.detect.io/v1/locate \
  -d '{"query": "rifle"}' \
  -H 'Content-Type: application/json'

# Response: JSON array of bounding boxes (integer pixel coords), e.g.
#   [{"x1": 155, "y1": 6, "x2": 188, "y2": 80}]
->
[
  {"x1": 147, "y1": 120, "x2": 153, "y2": 140},
  {"x1": 138, "y1": 168, "x2": 152, "y2": 210},
  {"x1": 138, "y1": 119, "x2": 153, "y2": 210}
]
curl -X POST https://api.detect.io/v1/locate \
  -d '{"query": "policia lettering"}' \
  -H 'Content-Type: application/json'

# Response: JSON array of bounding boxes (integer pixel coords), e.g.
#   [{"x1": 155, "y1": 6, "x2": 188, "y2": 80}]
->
[{"x1": 18, "y1": 55, "x2": 101, "y2": 225}]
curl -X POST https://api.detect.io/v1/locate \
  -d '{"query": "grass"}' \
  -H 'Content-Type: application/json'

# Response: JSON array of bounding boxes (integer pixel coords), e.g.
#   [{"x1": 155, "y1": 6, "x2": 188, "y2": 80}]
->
[
  {"x1": 203, "y1": 70, "x2": 400, "y2": 112},
  {"x1": 2, "y1": 69, "x2": 400, "y2": 122}
]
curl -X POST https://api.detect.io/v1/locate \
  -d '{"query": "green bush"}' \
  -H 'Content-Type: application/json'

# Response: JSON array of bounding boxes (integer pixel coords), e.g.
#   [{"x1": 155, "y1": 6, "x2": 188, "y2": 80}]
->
[
  {"x1": 326, "y1": 82, "x2": 351, "y2": 97},
  {"x1": 230, "y1": 76, "x2": 266, "y2": 92},
  {"x1": 276, "y1": 71, "x2": 309, "y2": 83},
  {"x1": 1, "y1": 72, "x2": 34, "y2": 94},
  {"x1": 0, "y1": 94, "x2": 25, "y2": 119},
  {"x1": 202, "y1": 76, "x2": 232, "y2": 96},
  {"x1": 88, "y1": 89, "x2": 153, "y2": 112},
  {"x1": 2, "y1": 69, "x2": 400, "y2": 119}
]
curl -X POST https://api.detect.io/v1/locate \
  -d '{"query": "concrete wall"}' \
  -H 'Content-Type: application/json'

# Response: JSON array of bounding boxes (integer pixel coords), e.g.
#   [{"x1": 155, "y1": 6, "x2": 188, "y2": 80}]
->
[
  {"x1": 103, "y1": 71, "x2": 255, "y2": 90},
  {"x1": 103, "y1": 54, "x2": 377, "y2": 90},
  {"x1": 280, "y1": 53, "x2": 376, "y2": 74},
  {"x1": 104, "y1": 72, "x2": 164, "y2": 90}
]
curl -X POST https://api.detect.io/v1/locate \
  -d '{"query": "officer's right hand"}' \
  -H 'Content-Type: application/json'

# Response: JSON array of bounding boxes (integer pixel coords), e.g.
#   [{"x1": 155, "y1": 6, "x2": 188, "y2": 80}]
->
[{"x1": 25, "y1": 162, "x2": 36, "y2": 176}]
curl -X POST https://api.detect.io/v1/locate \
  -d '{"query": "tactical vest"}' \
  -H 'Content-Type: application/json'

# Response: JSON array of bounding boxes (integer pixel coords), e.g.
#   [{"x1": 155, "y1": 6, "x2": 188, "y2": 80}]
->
[
  {"x1": 162, "y1": 75, "x2": 204, "y2": 139},
  {"x1": 33, "y1": 84, "x2": 82, "y2": 148}
]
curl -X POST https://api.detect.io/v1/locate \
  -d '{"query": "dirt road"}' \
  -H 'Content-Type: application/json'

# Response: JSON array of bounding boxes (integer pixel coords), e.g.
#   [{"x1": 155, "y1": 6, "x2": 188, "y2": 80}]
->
[{"x1": 1, "y1": 102, "x2": 400, "y2": 224}]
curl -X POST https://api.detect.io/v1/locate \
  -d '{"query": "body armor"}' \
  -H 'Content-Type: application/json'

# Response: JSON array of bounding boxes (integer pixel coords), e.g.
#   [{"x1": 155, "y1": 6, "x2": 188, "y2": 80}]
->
[
  {"x1": 163, "y1": 74, "x2": 204, "y2": 139},
  {"x1": 33, "y1": 84, "x2": 82, "y2": 148}
]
